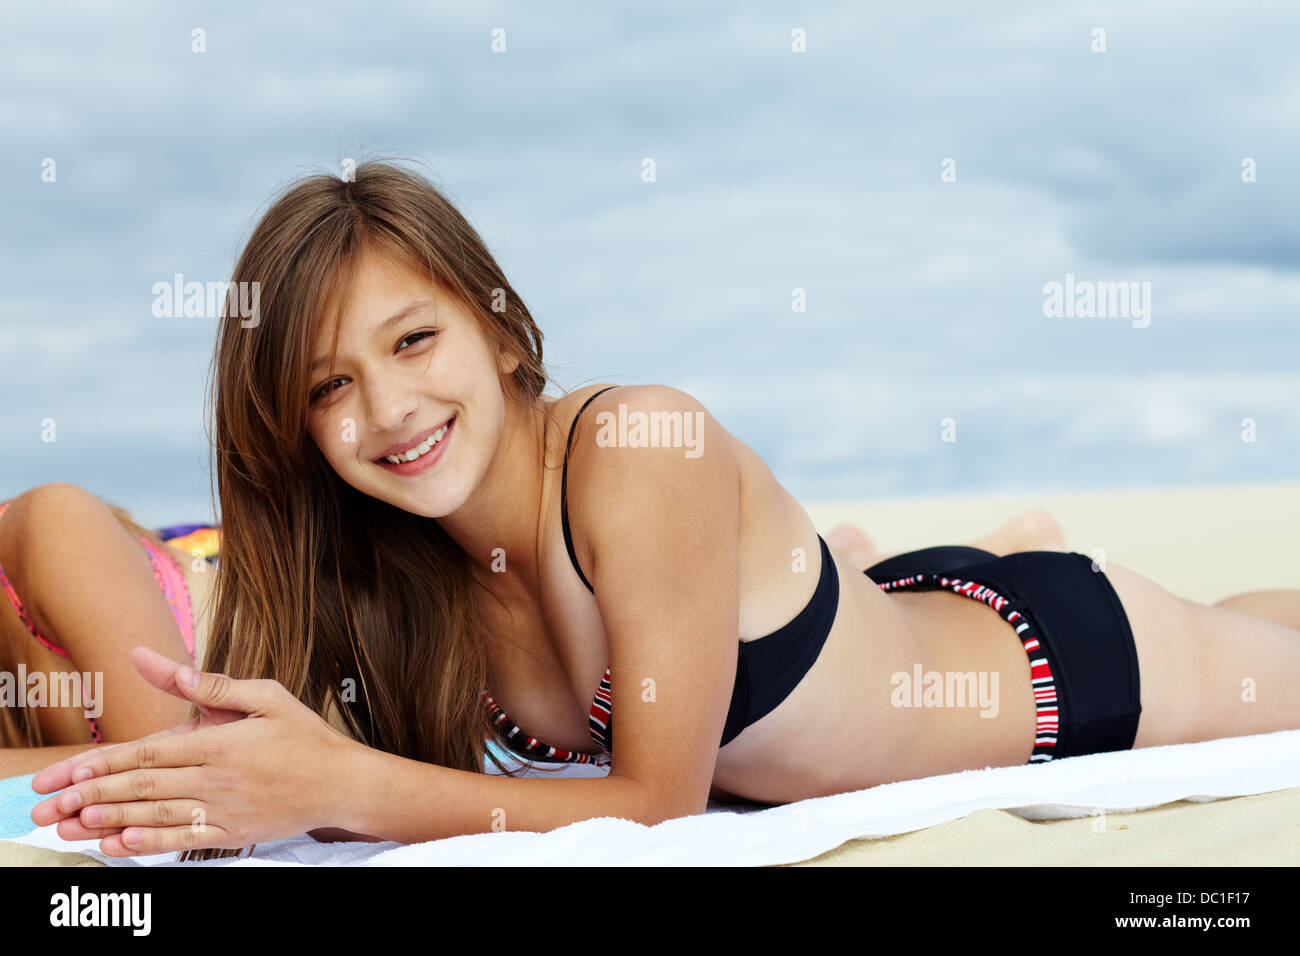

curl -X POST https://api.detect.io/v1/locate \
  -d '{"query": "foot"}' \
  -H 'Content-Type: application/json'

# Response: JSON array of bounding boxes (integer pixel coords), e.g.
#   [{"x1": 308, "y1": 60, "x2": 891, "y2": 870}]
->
[
  {"x1": 974, "y1": 508, "x2": 1066, "y2": 555},
  {"x1": 825, "y1": 522, "x2": 879, "y2": 571}
]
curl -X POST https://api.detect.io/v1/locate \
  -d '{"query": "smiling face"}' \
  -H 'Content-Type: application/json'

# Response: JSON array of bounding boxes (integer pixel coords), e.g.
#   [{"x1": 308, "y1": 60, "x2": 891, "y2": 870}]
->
[{"x1": 306, "y1": 247, "x2": 521, "y2": 517}]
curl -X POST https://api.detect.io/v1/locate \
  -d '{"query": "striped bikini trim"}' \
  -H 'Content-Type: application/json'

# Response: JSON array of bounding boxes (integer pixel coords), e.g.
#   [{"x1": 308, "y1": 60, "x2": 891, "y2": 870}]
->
[
  {"x1": 483, "y1": 692, "x2": 612, "y2": 767},
  {"x1": 875, "y1": 572, "x2": 1061, "y2": 762},
  {"x1": 588, "y1": 669, "x2": 613, "y2": 754},
  {"x1": 0, "y1": 502, "x2": 69, "y2": 659},
  {"x1": 0, "y1": 563, "x2": 68, "y2": 659},
  {"x1": 0, "y1": 562, "x2": 106, "y2": 744},
  {"x1": 137, "y1": 537, "x2": 196, "y2": 659}
]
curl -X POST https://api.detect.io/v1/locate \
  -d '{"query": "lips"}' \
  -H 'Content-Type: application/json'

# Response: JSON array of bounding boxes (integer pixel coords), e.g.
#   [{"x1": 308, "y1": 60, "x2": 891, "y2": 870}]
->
[{"x1": 372, "y1": 415, "x2": 455, "y2": 463}]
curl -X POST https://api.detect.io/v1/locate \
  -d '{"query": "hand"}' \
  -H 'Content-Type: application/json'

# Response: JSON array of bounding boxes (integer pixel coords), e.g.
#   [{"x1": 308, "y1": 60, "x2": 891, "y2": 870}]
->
[
  {"x1": 30, "y1": 646, "x2": 251, "y2": 811},
  {"x1": 24, "y1": 646, "x2": 250, "y2": 845},
  {"x1": 30, "y1": 648, "x2": 358, "y2": 857}
]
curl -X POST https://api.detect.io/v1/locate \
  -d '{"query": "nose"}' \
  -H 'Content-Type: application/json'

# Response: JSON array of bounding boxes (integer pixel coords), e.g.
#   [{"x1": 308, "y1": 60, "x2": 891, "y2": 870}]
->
[{"x1": 362, "y1": 374, "x2": 418, "y2": 436}]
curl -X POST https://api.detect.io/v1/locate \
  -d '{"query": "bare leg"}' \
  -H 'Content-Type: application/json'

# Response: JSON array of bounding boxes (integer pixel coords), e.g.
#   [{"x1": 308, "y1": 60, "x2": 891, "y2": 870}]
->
[
  {"x1": 1212, "y1": 591, "x2": 1300, "y2": 631},
  {"x1": 1102, "y1": 563, "x2": 1300, "y2": 747},
  {"x1": 826, "y1": 509, "x2": 1066, "y2": 572},
  {"x1": 824, "y1": 524, "x2": 880, "y2": 570}
]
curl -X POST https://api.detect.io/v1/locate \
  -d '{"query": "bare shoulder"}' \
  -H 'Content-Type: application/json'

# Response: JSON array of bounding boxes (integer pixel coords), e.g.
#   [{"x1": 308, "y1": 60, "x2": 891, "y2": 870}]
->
[
  {"x1": 563, "y1": 383, "x2": 735, "y2": 483},
  {"x1": 0, "y1": 483, "x2": 116, "y2": 575},
  {"x1": 0, "y1": 484, "x2": 136, "y2": 642},
  {"x1": 561, "y1": 384, "x2": 740, "y2": 568}
]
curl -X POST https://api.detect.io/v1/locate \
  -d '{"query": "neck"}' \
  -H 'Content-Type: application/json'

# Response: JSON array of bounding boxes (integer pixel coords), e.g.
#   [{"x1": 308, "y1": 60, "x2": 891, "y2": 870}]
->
[{"x1": 436, "y1": 392, "x2": 555, "y2": 596}]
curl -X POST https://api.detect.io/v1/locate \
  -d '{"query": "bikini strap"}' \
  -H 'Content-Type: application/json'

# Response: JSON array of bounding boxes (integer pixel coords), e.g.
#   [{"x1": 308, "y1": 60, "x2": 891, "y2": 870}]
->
[{"x1": 561, "y1": 385, "x2": 619, "y2": 593}]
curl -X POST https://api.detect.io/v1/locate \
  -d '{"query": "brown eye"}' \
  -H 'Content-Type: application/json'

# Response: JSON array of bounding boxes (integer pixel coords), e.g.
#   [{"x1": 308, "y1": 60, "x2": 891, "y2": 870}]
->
[
  {"x1": 310, "y1": 377, "x2": 347, "y2": 402},
  {"x1": 397, "y1": 330, "x2": 436, "y2": 351}
]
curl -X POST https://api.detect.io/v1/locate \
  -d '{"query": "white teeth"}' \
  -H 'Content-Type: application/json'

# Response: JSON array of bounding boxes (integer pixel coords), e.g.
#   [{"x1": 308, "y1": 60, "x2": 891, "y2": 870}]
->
[{"x1": 384, "y1": 420, "x2": 451, "y2": 465}]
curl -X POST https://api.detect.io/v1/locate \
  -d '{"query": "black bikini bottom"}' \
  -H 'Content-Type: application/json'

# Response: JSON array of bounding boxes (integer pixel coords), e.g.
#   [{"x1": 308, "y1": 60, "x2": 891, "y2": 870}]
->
[{"x1": 864, "y1": 547, "x2": 1142, "y2": 762}]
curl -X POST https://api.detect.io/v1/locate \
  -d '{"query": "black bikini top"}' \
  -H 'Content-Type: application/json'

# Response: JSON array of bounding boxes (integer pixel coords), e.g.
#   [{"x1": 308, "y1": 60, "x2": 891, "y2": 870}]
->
[{"x1": 559, "y1": 385, "x2": 840, "y2": 749}]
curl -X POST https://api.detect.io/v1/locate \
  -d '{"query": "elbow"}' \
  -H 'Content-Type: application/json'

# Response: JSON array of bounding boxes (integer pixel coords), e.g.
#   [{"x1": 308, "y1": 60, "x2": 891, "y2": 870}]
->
[
  {"x1": 632, "y1": 784, "x2": 709, "y2": 827},
  {"x1": 639, "y1": 805, "x2": 705, "y2": 828}
]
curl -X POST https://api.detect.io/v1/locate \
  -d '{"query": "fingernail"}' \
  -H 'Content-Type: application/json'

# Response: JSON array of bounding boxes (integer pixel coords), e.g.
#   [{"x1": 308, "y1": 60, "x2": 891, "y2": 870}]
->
[
  {"x1": 83, "y1": 807, "x2": 103, "y2": 826},
  {"x1": 60, "y1": 791, "x2": 82, "y2": 812},
  {"x1": 178, "y1": 665, "x2": 199, "y2": 688},
  {"x1": 72, "y1": 767, "x2": 93, "y2": 783},
  {"x1": 123, "y1": 829, "x2": 141, "y2": 847}
]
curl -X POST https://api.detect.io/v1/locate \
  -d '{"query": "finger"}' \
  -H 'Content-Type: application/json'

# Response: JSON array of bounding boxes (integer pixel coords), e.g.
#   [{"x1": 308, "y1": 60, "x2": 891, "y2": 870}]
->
[
  {"x1": 31, "y1": 715, "x2": 200, "y2": 794},
  {"x1": 131, "y1": 647, "x2": 242, "y2": 722},
  {"x1": 129, "y1": 645, "x2": 196, "y2": 700},
  {"x1": 170, "y1": 665, "x2": 283, "y2": 718},
  {"x1": 30, "y1": 742, "x2": 127, "y2": 796},
  {"x1": 80, "y1": 798, "x2": 207, "y2": 832},
  {"x1": 98, "y1": 823, "x2": 233, "y2": 858},
  {"x1": 32, "y1": 758, "x2": 206, "y2": 829},
  {"x1": 30, "y1": 717, "x2": 201, "y2": 819},
  {"x1": 130, "y1": 647, "x2": 251, "y2": 727},
  {"x1": 65, "y1": 759, "x2": 205, "y2": 812},
  {"x1": 55, "y1": 816, "x2": 125, "y2": 842}
]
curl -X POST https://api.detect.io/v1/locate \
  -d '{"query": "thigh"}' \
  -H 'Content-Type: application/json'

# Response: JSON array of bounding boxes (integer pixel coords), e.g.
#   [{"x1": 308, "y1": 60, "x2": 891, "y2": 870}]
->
[
  {"x1": 1103, "y1": 562, "x2": 1300, "y2": 747},
  {"x1": 1213, "y1": 590, "x2": 1300, "y2": 631}
]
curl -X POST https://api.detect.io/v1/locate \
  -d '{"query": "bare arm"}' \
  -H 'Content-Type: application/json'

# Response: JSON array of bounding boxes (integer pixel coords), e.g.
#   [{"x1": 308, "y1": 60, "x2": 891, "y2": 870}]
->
[
  {"x1": 0, "y1": 744, "x2": 104, "y2": 780},
  {"x1": 342, "y1": 756, "x2": 655, "y2": 841},
  {"x1": 340, "y1": 385, "x2": 741, "y2": 840}
]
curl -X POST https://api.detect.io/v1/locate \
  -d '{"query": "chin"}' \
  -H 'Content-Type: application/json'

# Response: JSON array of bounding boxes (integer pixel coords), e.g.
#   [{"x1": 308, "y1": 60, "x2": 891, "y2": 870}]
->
[
  {"x1": 389, "y1": 477, "x2": 471, "y2": 519},
  {"x1": 339, "y1": 450, "x2": 475, "y2": 518},
  {"x1": 401, "y1": 497, "x2": 457, "y2": 519}
]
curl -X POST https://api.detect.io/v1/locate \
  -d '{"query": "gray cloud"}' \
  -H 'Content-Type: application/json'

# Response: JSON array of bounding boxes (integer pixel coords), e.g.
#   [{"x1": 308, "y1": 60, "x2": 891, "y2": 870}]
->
[{"x1": 1, "y1": 0, "x2": 1296, "y2": 525}]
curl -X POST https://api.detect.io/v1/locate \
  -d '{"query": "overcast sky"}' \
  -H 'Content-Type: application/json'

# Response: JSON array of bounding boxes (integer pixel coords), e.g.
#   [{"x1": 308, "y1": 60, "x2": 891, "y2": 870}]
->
[{"x1": 1, "y1": 1, "x2": 1296, "y2": 527}]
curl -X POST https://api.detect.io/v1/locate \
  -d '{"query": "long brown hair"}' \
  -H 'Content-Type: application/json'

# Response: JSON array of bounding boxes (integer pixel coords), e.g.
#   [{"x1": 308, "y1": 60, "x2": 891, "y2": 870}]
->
[{"x1": 183, "y1": 158, "x2": 551, "y2": 860}]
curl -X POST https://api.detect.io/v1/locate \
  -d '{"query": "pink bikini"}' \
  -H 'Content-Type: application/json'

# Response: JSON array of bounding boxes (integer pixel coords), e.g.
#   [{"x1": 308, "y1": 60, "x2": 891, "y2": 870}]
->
[{"x1": 0, "y1": 499, "x2": 197, "y2": 743}]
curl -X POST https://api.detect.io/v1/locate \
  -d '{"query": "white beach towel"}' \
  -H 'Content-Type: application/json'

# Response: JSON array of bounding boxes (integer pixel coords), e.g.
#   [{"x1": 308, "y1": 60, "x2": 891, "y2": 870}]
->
[{"x1": 10, "y1": 728, "x2": 1300, "y2": 866}]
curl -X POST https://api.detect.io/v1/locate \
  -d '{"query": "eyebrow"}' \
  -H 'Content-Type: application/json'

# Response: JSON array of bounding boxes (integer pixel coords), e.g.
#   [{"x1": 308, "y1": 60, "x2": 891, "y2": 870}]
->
[{"x1": 310, "y1": 299, "x2": 434, "y2": 372}]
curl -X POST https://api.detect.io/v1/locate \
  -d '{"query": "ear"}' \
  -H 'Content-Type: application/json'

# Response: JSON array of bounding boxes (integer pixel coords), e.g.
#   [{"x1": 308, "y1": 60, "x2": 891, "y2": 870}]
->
[{"x1": 497, "y1": 348, "x2": 521, "y2": 375}]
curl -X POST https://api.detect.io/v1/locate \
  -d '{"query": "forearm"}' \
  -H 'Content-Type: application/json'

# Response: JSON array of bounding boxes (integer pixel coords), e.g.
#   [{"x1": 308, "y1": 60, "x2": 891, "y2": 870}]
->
[
  {"x1": 342, "y1": 745, "x2": 659, "y2": 844},
  {"x1": 0, "y1": 743, "x2": 101, "y2": 780}
]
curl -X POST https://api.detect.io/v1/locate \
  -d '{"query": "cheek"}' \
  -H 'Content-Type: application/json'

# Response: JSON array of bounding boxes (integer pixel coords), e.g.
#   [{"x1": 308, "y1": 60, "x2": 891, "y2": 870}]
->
[{"x1": 309, "y1": 417, "x2": 348, "y2": 469}]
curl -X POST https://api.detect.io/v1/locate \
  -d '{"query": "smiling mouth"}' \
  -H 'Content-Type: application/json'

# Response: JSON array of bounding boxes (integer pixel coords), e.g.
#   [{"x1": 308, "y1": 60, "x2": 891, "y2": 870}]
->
[{"x1": 374, "y1": 415, "x2": 455, "y2": 464}]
